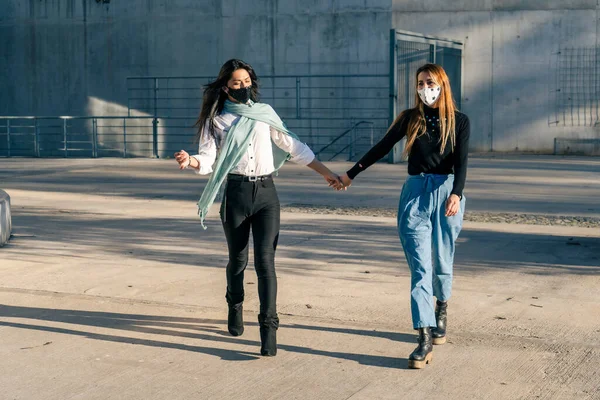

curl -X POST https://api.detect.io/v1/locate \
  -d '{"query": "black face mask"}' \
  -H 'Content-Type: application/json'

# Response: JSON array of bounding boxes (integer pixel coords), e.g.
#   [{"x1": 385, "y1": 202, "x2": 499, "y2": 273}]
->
[{"x1": 227, "y1": 86, "x2": 252, "y2": 104}]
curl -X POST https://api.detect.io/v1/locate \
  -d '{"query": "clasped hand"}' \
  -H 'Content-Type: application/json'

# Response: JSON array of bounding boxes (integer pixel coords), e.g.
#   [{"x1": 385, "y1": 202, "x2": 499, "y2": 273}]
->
[{"x1": 324, "y1": 172, "x2": 352, "y2": 191}]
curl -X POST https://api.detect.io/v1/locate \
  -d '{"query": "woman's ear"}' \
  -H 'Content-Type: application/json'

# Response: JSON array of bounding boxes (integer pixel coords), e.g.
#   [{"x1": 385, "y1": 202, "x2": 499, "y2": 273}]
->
[{"x1": 222, "y1": 86, "x2": 229, "y2": 94}]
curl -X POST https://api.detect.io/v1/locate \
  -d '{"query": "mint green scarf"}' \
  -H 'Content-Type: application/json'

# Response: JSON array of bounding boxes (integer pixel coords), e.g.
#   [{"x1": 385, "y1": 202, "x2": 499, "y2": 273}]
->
[{"x1": 197, "y1": 100, "x2": 303, "y2": 228}]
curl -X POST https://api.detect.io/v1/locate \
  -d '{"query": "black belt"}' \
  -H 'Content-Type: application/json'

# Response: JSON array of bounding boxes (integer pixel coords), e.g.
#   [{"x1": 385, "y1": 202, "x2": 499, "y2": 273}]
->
[{"x1": 227, "y1": 173, "x2": 272, "y2": 182}]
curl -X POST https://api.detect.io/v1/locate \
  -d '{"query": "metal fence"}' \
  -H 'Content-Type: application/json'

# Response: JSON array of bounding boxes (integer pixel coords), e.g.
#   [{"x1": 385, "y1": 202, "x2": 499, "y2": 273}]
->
[
  {"x1": 0, "y1": 114, "x2": 380, "y2": 161},
  {"x1": 127, "y1": 74, "x2": 390, "y2": 161},
  {"x1": 551, "y1": 47, "x2": 600, "y2": 127},
  {"x1": 548, "y1": 47, "x2": 599, "y2": 155},
  {"x1": 0, "y1": 116, "x2": 198, "y2": 158}
]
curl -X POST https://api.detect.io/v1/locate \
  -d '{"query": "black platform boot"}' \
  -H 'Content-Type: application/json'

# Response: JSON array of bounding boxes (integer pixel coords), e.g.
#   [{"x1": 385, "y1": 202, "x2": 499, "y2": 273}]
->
[
  {"x1": 258, "y1": 313, "x2": 279, "y2": 356},
  {"x1": 225, "y1": 291, "x2": 244, "y2": 337},
  {"x1": 432, "y1": 300, "x2": 447, "y2": 345},
  {"x1": 408, "y1": 327, "x2": 433, "y2": 369}
]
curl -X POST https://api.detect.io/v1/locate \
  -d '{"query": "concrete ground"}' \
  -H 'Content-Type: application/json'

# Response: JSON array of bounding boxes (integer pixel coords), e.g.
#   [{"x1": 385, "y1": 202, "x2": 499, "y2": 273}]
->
[{"x1": 0, "y1": 155, "x2": 599, "y2": 400}]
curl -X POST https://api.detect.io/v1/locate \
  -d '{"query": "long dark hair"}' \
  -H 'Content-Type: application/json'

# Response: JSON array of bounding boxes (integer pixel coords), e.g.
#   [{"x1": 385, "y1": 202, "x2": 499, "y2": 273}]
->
[{"x1": 194, "y1": 59, "x2": 260, "y2": 143}]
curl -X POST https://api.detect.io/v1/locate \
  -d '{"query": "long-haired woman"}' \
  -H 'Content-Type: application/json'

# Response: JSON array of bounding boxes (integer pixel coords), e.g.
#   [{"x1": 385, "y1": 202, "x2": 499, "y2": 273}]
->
[
  {"x1": 175, "y1": 59, "x2": 341, "y2": 356},
  {"x1": 340, "y1": 63, "x2": 470, "y2": 368}
]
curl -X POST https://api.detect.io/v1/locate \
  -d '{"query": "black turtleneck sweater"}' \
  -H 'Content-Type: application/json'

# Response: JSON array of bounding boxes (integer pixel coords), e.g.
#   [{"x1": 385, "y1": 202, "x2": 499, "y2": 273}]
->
[{"x1": 347, "y1": 106, "x2": 470, "y2": 198}]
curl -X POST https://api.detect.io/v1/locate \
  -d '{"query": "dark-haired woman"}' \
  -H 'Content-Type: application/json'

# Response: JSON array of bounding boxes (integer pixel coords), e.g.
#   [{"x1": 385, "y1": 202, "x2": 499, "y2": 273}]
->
[
  {"x1": 340, "y1": 63, "x2": 470, "y2": 369},
  {"x1": 174, "y1": 59, "x2": 341, "y2": 356}
]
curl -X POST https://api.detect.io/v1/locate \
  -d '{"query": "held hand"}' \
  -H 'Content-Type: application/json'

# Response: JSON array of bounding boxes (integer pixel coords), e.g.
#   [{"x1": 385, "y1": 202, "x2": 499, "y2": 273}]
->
[
  {"x1": 339, "y1": 173, "x2": 353, "y2": 189},
  {"x1": 306, "y1": 159, "x2": 344, "y2": 191},
  {"x1": 174, "y1": 150, "x2": 191, "y2": 170},
  {"x1": 445, "y1": 194, "x2": 461, "y2": 217},
  {"x1": 324, "y1": 172, "x2": 345, "y2": 191}
]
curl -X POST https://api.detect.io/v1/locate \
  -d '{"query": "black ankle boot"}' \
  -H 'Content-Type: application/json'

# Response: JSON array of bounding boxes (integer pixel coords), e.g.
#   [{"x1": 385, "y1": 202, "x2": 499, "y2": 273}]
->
[
  {"x1": 258, "y1": 313, "x2": 279, "y2": 356},
  {"x1": 432, "y1": 300, "x2": 447, "y2": 345},
  {"x1": 225, "y1": 291, "x2": 244, "y2": 337},
  {"x1": 408, "y1": 327, "x2": 433, "y2": 369}
]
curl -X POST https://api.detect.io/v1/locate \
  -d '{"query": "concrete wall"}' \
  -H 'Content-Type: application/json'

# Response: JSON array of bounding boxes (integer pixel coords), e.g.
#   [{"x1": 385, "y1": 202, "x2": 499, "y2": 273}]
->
[
  {"x1": 1, "y1": 0, "x2": 391, "y2": 117},
  {"x1": 2, "y1": 0, "x2": 598, "y2": 154},
  {"x1": 0, "y1": 190, "x2": 11, "y2": 247},
  {"x1": 393, "y1": 0, "x2": 600, "y2": 153}
]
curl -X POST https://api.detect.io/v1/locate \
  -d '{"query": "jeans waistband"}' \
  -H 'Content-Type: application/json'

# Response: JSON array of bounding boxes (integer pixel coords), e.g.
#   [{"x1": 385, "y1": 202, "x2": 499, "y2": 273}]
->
[{"x1": 406, "y1": 173, "x2": 453, "y2": 193}]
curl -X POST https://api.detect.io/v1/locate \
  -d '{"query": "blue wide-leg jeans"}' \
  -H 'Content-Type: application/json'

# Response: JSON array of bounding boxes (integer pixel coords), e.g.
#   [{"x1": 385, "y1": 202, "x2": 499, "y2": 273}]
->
[{"x1": 397, "y1": 173, "x2": 465, "y2": 329}]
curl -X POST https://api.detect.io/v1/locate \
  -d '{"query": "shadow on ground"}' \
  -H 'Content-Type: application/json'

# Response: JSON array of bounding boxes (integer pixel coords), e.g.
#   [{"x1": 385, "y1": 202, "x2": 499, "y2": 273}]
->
[{"x1": 0, "y1": 304, "x2": 412, "y2": 369}]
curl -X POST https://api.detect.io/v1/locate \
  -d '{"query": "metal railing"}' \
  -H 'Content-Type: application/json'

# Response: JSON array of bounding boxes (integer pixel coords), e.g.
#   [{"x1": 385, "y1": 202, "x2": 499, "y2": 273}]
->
[
  {"x1": 0, "y1": 116, "x2": 198, "y2": 158},
  {"x1": 127, "y1": 74, "x2": 390, "y2": 118},
  {"x1": 0, "y1": 115, "x2": 382, "y2": 161},
  {"x1": 314, "y1": 121, "x2": 375, "y2": 161},
  {"x1": 127, "y1": 74, "x2": 390, "y2": 160}
]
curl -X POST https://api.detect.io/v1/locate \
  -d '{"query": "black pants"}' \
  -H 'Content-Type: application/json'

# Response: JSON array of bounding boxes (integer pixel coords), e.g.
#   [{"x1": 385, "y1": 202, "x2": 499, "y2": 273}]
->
[{"x1": 220, "y1": 175, "x2": 280, "y2": 316}]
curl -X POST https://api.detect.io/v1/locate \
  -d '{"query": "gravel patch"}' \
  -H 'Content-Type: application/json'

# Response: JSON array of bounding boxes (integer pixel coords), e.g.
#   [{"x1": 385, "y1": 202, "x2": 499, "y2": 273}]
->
[{"x1": 283, "y1": 204, "x2": 600, "y2": 228}]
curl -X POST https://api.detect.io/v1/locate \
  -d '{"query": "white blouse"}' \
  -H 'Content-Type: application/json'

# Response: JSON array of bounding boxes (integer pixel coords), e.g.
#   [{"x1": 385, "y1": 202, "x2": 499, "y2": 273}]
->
[{"x1": 191, "y1": 112, "x2": 315, "y2": 176}]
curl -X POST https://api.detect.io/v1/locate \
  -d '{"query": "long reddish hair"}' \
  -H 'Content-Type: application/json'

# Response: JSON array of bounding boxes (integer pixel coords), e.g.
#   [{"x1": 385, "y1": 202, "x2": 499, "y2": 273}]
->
[{"x1": 389, "y1": 63, "x2": 457, "y2": 158}]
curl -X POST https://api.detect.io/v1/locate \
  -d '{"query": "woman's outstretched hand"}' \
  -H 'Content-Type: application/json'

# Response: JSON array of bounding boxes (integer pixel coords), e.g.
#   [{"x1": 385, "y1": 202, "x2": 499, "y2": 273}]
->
[
  {"x1": 174, "y1": 150, "x2": 191, "y2": 170},
  {"x1": 445, "y1": 194, "x2": 461, "y2": 217}
]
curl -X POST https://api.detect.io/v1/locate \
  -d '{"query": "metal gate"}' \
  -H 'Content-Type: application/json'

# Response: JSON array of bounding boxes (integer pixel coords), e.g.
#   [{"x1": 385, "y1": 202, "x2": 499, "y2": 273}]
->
[{"x1": 388, "y1": 29, "x2": 464, "y2": 162}]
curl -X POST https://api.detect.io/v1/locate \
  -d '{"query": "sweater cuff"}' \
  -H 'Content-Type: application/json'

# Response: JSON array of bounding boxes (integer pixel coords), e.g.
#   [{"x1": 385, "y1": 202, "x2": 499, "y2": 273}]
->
[
  {"x1": 450, "y1": 191, "x2": 463, "y2": 200},
  {"x1": 346, "y1": 164, "x2": 363, "y2": 180}
]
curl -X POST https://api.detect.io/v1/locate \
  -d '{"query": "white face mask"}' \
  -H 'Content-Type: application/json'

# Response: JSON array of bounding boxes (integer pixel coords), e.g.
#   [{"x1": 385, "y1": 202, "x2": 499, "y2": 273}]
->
[{"x1": 418, "y1": 85, "x2": 441, "y2": 106}]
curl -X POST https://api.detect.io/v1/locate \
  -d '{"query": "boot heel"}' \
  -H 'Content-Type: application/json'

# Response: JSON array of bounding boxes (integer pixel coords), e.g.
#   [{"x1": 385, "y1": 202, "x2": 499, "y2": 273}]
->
[
  {"x1": 408, "y1": 352, "x2": 433, "y2": 369},
  {"x1": 432, "y1": 336, "x2": 447, "y2": 345},
  {"x1": 226, "y1": 291, "x2": 244, "y2": 337},
  {"x1": 408, "y1": 327, "x2": 433, "y2": 369},
  {"x1": 258, "y1": 314, "x2": 279, "y2": 356},
  {"x1": 425, "y1": 352, "x2": 433, "y2": 364}
]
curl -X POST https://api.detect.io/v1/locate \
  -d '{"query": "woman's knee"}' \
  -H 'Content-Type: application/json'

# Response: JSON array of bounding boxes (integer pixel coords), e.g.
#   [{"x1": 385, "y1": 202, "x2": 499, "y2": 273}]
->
[
  {"x1": 254, "y1": 253, "x2": 275, "y2": 270},
  {"x1": 229, "y1": 251, "x2": 249, "y2": 268}
]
